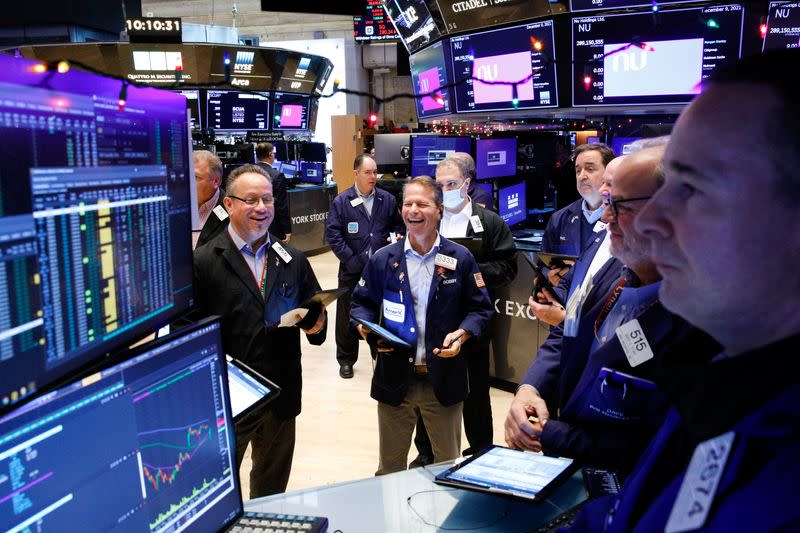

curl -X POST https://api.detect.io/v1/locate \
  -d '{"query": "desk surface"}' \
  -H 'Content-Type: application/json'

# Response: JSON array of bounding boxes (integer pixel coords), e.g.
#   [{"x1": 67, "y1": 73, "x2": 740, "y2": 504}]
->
[{"x1": 245, "y1": 464, "x2": 587, "y2": 532}]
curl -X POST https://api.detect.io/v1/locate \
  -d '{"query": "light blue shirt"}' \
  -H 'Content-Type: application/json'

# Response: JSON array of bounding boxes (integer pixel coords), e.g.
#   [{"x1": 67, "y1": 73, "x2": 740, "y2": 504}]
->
[
  {"x1": 355, "y1": 183, "x2": 376, "y2": 218},
  {"x1": 228, "y1": 227, "x2": 271, "y2": 291},
  {"x1": 582, "y1": 199, "x2": 605, "y2": 224},
  {"x1": 591, "y1": 280, "x2": 661, "y2": 353},
  {"x1": 404, "y1": 233, "x2": 440, "y2": 365}
]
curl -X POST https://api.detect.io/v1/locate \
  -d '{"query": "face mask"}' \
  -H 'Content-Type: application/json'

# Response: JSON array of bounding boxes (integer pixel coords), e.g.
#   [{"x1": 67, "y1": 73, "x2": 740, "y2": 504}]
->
[{"x1": 442, "y1": 182, "x2": 466, "y2": 209}]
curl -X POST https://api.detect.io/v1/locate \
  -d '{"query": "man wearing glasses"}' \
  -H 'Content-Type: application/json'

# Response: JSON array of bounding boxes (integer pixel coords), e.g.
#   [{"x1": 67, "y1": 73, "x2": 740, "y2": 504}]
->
[
  {"x1": 193, "y1": 164, "x2": 327, "y2": 497},
  {"x1": 325, "y1": 155, "x2": 403, "y2": 379},
  {"x1": 505, "y1": 147, "x2": 718, "y2": 472}
]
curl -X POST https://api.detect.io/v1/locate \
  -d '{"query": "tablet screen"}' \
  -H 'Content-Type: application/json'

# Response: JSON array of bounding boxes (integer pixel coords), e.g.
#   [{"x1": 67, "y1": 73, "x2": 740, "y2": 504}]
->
[
  {"x1": 437, "y1": 446, "x2": 575, "y2": 500},
  {"x1": 226, "y1": 357, "x2": 278, "y2": 419}
]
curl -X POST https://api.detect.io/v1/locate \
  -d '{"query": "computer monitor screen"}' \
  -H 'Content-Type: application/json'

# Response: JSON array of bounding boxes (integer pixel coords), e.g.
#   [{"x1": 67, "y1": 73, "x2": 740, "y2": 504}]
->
[
  {"x1": 383, "y1": 0, "x2": 442, "y2": 53},
  {"x1": 178, "y1": 90, "x2": 201, "y2": 129},
  {"x1": 572, "y1": 4, "x2": 744, "y2": 106},
  {"x1": 476, "y1": 138, "x2": 517, "y2": 179},
  {"x1": 0, "y1": 53, "x2": 194, "y2": 413},
  {"x1": 374, "y1": 133, "x2": 411, "y2": 167},
  {"x1": 410, "y1": 39, "x2": 454, "y2": 119},
  {"x1": 206, "y1": 90, "x2": 270, "y2": 131},
  {"x1": 272, "y1": 92, "x2": 310, "y2": 130},
  {"x1": 300, "y1": 142, "x2": 327, "y2": 162},
  {"x1": 300, "y1": 162, "x2": 325, "y2": 184},
  {"x1": 571, "y1": 0, "x2": 695, "y2": 12},
  {"x1": 450, "y1": 19, "x2": 559, "y2": 113},
  {"x1": 410, "y1": 135, "x2": 472, "y2": 177},
  {"x1": 611, "y1": 136, "x2": 643, "y2": 156},
  {"x1": 281, "y1": 162, "x2": 298, "y2": 179},
  {"x1": 273, "y1": 141, "x2": 290, "y2": 162},
  {"x1": 0, "y1": 320, "x2": 241, "y2": 533},
  {"x1": 498, "y1": 182, "x2": 527, "y2": 227},
  {"x1": 353, "y1": 0, "x2": 400, "y2": 42},
  {"x1": 764, "y1": 2, "x2": 800, "y2": 51}
]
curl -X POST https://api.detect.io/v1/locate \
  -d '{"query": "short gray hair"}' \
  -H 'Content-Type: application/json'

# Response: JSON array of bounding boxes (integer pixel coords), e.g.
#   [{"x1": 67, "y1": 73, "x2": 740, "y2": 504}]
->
[
  {"x1": 403, "y1": 176, "x2": 443, "y2": 207},
  {"x1": 226, "y1": 164, "x2": 271, "y2": 196},
  {"x1": 436, "y1": 156, "x2": 469, "y2": 181},
  {"x1": 193, "y1": 150, "x2": 222, "y2": 180}
]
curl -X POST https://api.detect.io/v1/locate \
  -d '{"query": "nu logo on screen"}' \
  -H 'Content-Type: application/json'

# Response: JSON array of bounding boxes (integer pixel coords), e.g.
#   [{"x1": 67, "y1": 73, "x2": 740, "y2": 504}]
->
[
  {"x1": 508, "y1": 192, "x2": 519, "y2": 209},
  {"x1": 235, "y1": 51, "x2": 254, "y2": 72},
  {"x1": 609, "y1": 50, "x2": 648, "y2": 73}
]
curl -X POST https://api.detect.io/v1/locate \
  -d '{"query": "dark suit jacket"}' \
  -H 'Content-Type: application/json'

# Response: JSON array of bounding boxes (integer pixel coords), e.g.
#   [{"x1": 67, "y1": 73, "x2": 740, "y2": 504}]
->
[
  {"x1": 196, "y1": 188, "x2": 228, "y2": 249},
  {"x1": 467, "y1": 180, "x2": 493, "y2": 211},
  {"x1": 350, "y1": 238, "x2": 493, "y2": 407},
  {"x1": 463, "y1": 201, "x2": 516, "y2": 290},
  {"x1": 193, "y1": 230, "x2": 327, "y2": 419},
  {"x1": 542, "y1": 198, "x2": 600, "y2": 256},
  {"x1": 257, "y1": 162, "x2": 292, "y2": 240}
]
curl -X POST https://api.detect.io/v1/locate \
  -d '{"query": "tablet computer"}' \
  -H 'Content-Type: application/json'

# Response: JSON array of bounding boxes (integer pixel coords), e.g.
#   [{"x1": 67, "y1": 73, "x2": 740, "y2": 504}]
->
[
  {"x1": 300, "y1": 287, "x2": 349, "y2": 308},
  {"x1": 434, "y1": 445, "x2": 578, "y2": 502},
  {"x1": 450, "y1": 237, "x2": 483, "y2": 256},
  {"x1": 522, "y1": 252, "x2": 565, "y2": 307},
  {"x1": 536, "y1": 252, "x2": 578, "y2": 270},
  {"x1": 353, "y1": 317, "x2": 413, "y2": 349},
  {"x1": 226, "y1": 355, "x2": 281, "y2": 422}
]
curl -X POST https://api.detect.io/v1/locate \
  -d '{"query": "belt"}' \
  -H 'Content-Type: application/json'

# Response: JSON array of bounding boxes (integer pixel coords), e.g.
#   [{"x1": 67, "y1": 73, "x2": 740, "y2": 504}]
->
[{"x1": 413, "y1": 365, "x2": 428, "y2": 375}]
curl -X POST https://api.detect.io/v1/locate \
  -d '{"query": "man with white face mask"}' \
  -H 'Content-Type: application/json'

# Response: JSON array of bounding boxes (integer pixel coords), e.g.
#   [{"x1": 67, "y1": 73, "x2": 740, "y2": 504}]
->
[{"x1": 404, "y1": 156, "x2": 517, "y2": 464}]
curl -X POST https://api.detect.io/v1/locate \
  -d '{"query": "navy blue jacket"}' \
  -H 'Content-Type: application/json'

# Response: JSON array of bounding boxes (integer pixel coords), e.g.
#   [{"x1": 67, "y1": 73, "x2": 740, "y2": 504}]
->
[
  {"x1": 567, "y1": 334, "x2": 800, "y2": 532},
  {"x1": 522, "y1": 236, "x2": 623, "y2": 409},
  {"x1": 540, "y1": 301, "x2": 718, "y2": 472},
  {"x1": 468, "y1": 180, "x2": 493, "y2": 211},
  {"x1": 350, "y1": 238, "x2": 493, "y2": 407},
  {"x1": 542, "y1": 198, "x2": 601, "y2": 256},
  {"x1": 325, "y1": 186, "x2": 403, "y2": 281}
]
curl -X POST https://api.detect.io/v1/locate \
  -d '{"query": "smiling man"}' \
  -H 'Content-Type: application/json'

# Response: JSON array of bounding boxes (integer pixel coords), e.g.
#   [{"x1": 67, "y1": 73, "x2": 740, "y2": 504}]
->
[
  {"x1": 193, "y1": 164, "x2": 327, "y2": 497},
  {"x1": 350, "y1": 176, "x2": 493, "y2": 475}
]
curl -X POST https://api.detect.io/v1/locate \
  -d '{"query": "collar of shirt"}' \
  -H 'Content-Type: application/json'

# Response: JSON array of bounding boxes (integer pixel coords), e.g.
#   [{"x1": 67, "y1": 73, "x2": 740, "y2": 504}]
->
[
  {"x1": 354, "y1": 183, "x2": 376, "y2": 201},
  {"x1": 198, "y1": 188, "x2": 221, "y2": 228},
  {"x1": 440, "y1": 201, "x2": 472, "y2": 238},
  {"x1": 404, "y1": 232, "x2": 440, "y2": 259},
  {"x1": 582, "y1": 199, "x2": 604, "y2": 224},
  {"x1": 228, "y1": 226, "x2": 271, "y2": 257}
]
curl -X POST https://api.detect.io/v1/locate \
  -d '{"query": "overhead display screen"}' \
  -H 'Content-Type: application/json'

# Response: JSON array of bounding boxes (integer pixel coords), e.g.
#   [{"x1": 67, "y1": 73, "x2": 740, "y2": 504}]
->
[
  {"x1": 354, "y1": 0, "x2": 399, "y2": 42},
  {"x1": 570, "y1": 0, "x2": 696, "y2": 13},
  {"x1": 436, "y1": 0, "x2": 567, "y2": 34},
  {"x1": 206, "y1": 91, "x2": 270, "y2": 131},
  {"x1": 410, "y1": 39, "x2": 454, "y2": 119},
  {"x1": 450, "y1": 20, "x2": 558, "y2": 113},
  {"x1": 178, "y1": 90, "x2": 201, "y2": 129},
  {"x1": 572, "y1": 4, "x2": 744, "y2": 107},
  {"x1": 764, "y1": 1, "x2": 800, "y2": 51},
  {"x1": 383, "y1": 0, "x2": 442, "y2": 52},
  {"x1": 272, "y1": 92, "x2": 311, "y2": 130}
]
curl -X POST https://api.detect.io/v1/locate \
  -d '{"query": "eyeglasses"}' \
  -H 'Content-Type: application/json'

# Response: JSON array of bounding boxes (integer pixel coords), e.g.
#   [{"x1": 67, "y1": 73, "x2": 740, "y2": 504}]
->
[
  {"x1": 602, "y1": 192, "x2": 652, "y2": 217},
  {"x1": 228, "y1": 194, "x2": 274, "y2": 207},
  {"x1": 358, "y1": 169, "x2": 379, "y2": 176}
]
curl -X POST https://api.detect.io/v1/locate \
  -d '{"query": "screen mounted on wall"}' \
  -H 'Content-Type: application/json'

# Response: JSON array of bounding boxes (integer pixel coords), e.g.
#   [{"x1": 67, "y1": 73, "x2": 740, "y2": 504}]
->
[
  {"x1": 410, "y1": 39, "x2": 454, "y2": 119},
  {"x1": 450, "y1": 19, "x2": 559, "y2": 113},
  {"x1": 354, "y1": 0, "x2": 399, "y2": 42},
  {"x1": 764, "y1": 1, "x2": 800, "y2": 51},
  {"x1": 572, "y1": 4, "x2": 744, "y2": 107}
]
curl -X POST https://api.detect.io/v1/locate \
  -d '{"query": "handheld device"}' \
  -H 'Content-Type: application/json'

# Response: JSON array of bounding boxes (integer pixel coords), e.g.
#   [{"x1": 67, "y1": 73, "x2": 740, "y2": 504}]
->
[{"x1": 523, "y1": 253, "x2": 565, "y2": 307}]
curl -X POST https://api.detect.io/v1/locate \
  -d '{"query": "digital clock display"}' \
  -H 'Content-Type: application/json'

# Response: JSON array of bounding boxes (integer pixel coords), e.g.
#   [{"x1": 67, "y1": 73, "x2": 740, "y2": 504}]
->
[{"x1": 126, "y1": 17, "x2": 182, "y2": 43}]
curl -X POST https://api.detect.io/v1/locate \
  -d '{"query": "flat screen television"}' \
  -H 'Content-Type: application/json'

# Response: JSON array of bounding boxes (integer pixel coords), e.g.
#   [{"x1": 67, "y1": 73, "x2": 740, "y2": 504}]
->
[
  {"x1": 572, "y1": 4, "x2": 745, "y2": 106},
  {"x1": 383, "y1": 0, "x2": 443, "y2": 53},
  {"x1": 611, "y1": 136, "x2": 643, "y2": 156},
  {"x1": 450, "y1": 19, "x2": 559, "y2": 113},
  {"x1": 498, "y1": 182, "x2": 527, "y2": 228},
  {"x1": 0, "y1": 53, "x2": 194, "y2": 413},
  {"x1": 178, "y1": 89, "x2": 201, "y2": 129},
  {"x1": 476, "y1": 138, "x2": 517, "y2": 179},
  {"x1": 354, "y1": 0, "x2": 400, "y2": 42},
  {"x1": 272, "y1": 92, "x2": 310, "y2": 130},
  {"x1": 571, "y1": 0, "x2": 696, "y2": 12},
  {"x1": 206, "y1": 90, "x2": 270, "y2": 131},
  {"x1": 409, "y1": 39, "x2": 454, "y2": 119},
  {"x1": 764, "y1": 1, "x2": 800, "y2": 51},
  {"x1": 300, "y1": 142, "x2": 327, "y2": 162},
  {"x1": 374, "y1": 133, "x2": 411, "y2": 174},
  {"x1": 409, "y1": 135, "x2": 472, "y2": 178},
  {"x1": 300, "y1": 161, "x2": 325, "y2": 184}
]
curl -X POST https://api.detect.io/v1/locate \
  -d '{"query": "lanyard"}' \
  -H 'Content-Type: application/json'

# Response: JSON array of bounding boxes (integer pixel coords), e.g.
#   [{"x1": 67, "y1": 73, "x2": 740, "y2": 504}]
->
[
  {"x1": 258, "y1": 250, "x2": 269, "y2": 300},
  {"x1": 594, "y1": 278, "x2": 627, "y2": 339}
]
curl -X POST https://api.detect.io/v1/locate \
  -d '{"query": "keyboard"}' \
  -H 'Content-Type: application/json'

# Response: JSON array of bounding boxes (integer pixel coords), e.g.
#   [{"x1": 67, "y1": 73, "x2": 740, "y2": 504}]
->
[{"x1": 228, "y1": 511, "x2": 328, "y2": 532}]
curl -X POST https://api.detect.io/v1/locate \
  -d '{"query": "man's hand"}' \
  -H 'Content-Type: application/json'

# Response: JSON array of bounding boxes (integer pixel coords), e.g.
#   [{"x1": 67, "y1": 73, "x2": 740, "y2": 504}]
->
[
  {"x1": 504, "y1": 386, "x2": 550, "y2": 452},
  {"x1": 528, "y1": 284, "x2": 566, "y2": 326},
  {"x1": 356, "y1": 323, "x2": 370, "y2": 340},
  {"x1": 546, "y1": 265, "x2": 570, "y2": 286},
  {"x1": 357, "y1": 323, "x2": 395, "y2": 352},
  {"x1": 301, "y1": 304, "x2": 326, "y2": 334},
  {"x1": 433, "y1": 328, "x2": 469, "y2": 358},
  {"x1": 281, "y1": 233, "x2": 291, "y2": 244}
]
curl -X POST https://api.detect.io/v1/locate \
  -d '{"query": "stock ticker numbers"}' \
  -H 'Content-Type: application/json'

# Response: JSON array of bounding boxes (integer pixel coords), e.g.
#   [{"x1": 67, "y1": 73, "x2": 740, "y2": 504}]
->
[{"x1": 354, "y1": 0, "x2": 399, "y2": 42}]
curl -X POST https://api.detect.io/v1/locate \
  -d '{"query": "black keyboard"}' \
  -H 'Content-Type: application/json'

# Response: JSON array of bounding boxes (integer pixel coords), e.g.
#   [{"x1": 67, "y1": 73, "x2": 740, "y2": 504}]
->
[
  {"x1": 529, "y1": 502, "x2": 586, "y2": 533},
  {"x1": 228, "y1": 511, "x2": 328, "y2": 532}
]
